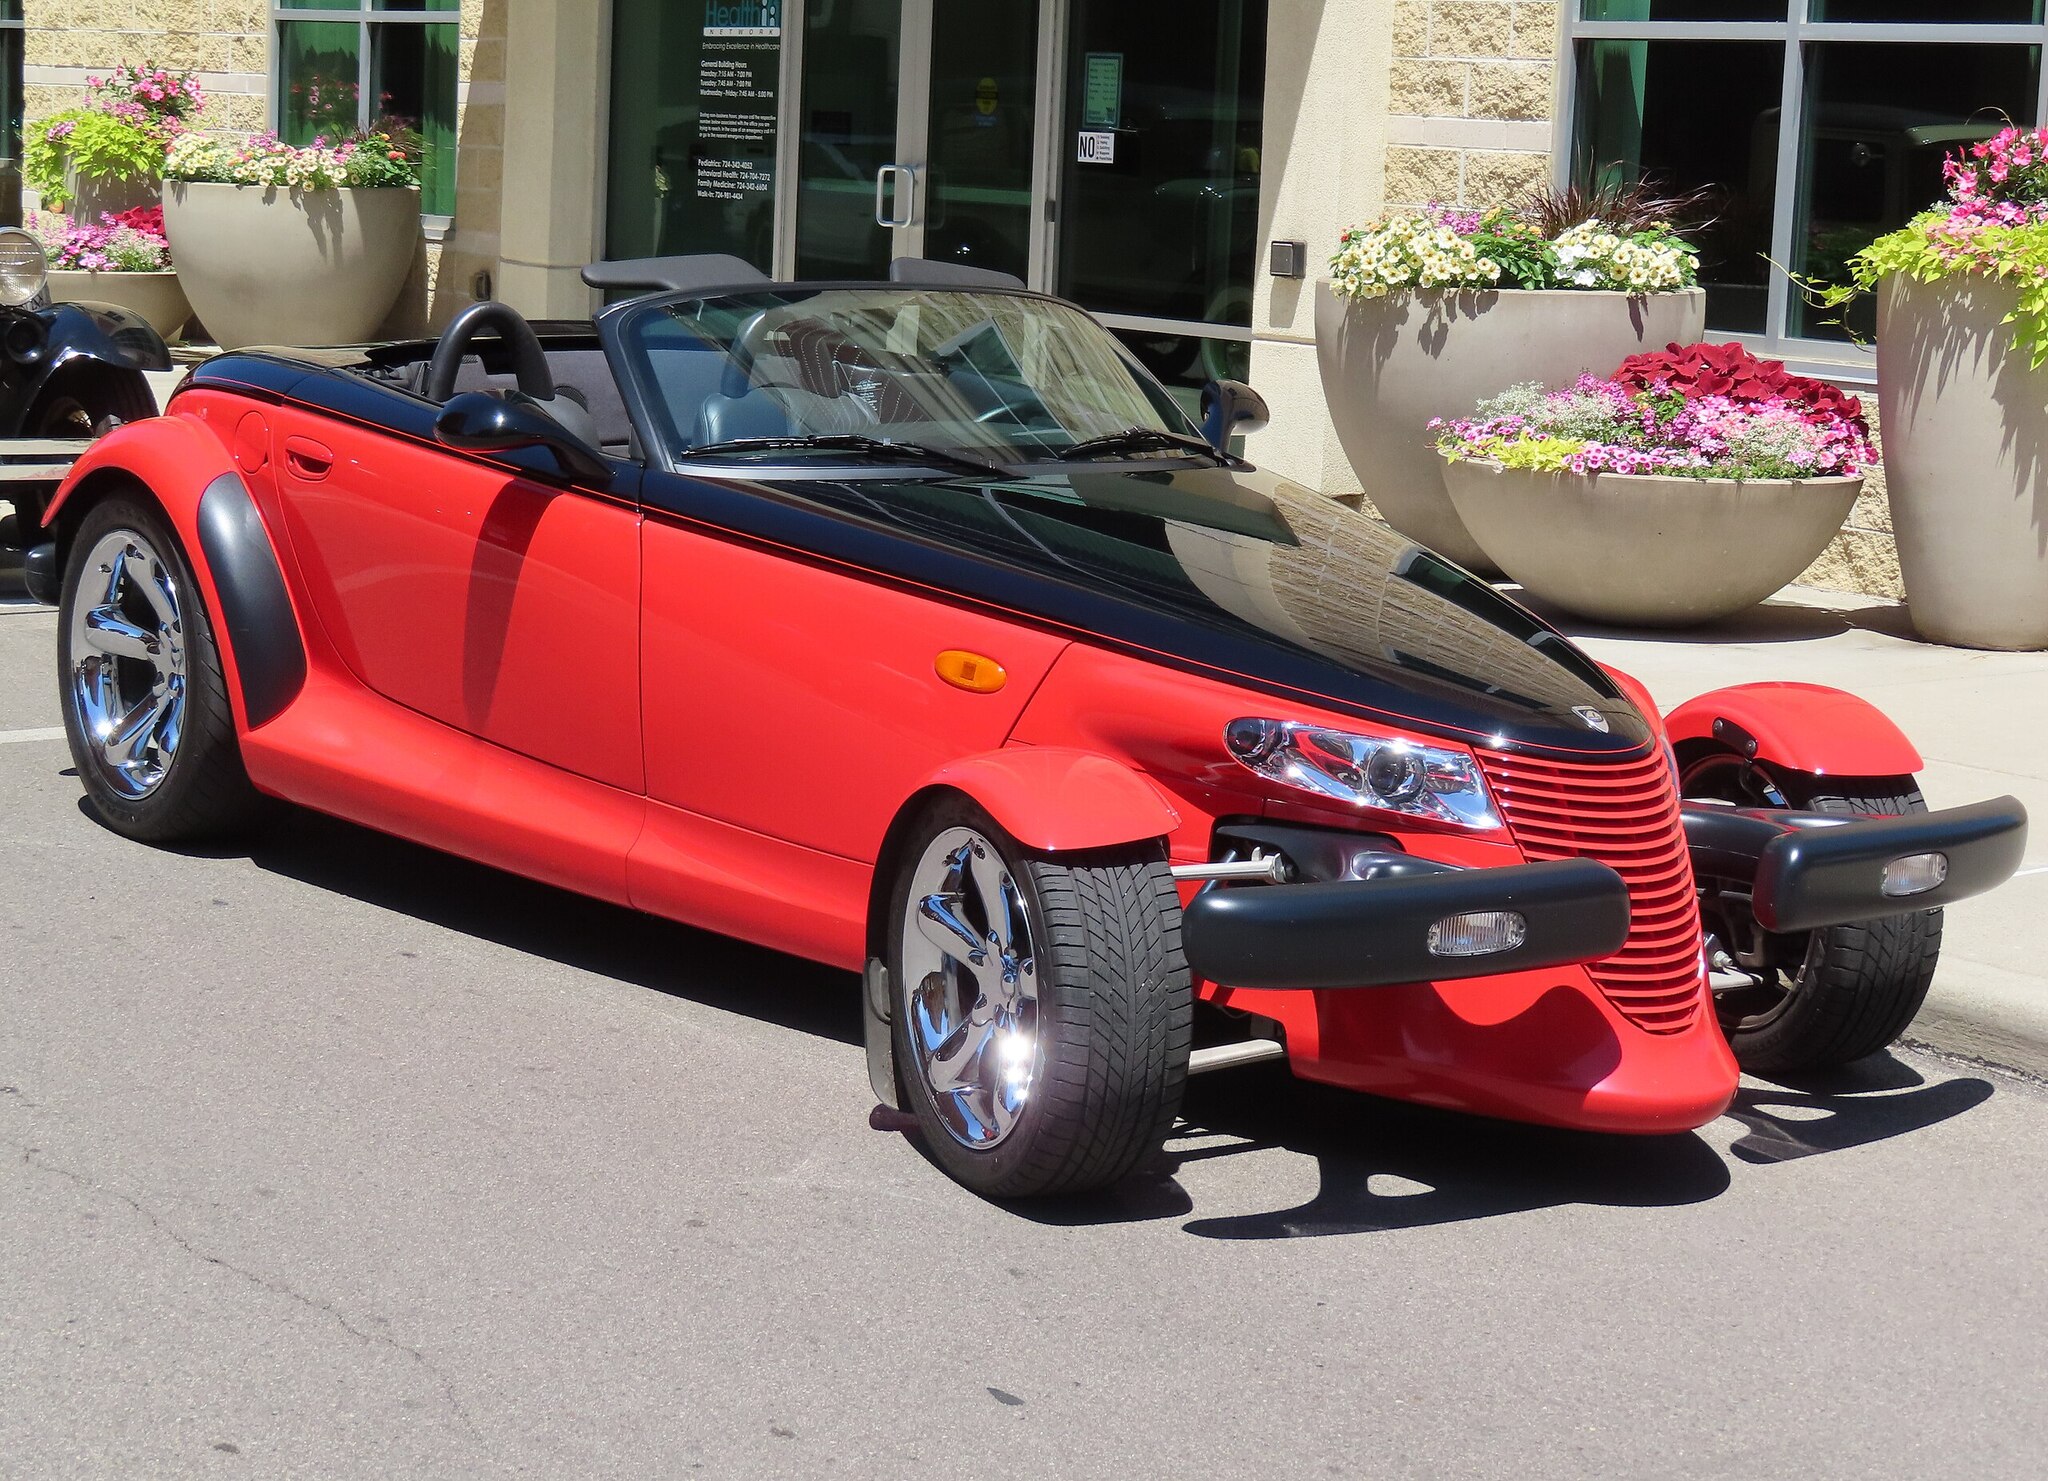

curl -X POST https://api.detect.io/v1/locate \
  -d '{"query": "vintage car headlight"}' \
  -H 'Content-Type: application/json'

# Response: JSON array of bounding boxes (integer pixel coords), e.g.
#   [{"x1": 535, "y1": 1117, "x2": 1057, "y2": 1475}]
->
[
  {"x1": 0, "y1": 227, "x2": 47, "y2": 308},
  {"x1": 1225, "y1": 718, "x2": 1502, "y2": 831}
]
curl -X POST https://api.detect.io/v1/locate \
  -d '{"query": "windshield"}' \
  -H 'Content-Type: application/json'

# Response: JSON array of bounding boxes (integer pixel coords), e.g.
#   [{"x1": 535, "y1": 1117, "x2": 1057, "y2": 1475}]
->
[{"x1": 620, "y1": 287, "x2": 1204, "y2": 466}]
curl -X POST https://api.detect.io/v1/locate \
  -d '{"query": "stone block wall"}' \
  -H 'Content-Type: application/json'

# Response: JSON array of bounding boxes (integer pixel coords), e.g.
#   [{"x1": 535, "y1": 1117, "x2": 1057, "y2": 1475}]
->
[
  {"x1": 26, "y1": 0, "x2": 269, "y2": 136},
  {"x1": 1382, "y1": 0, "x2": 1559, "y2": 212}
]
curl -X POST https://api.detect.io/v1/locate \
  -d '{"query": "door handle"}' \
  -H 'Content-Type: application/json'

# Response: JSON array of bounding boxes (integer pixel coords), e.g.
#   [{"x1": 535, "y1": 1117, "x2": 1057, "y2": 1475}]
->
[
  {"x1": 874, "y1": 163, "x2": 916, "y2": 229},
  {"x1": 283, "y1": 436, "x2": 333, "y2": 480}
]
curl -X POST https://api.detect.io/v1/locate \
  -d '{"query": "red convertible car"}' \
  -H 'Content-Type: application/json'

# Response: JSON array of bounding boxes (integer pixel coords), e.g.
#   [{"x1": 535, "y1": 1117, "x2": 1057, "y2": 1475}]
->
[{"x1": 26, "y1": 254, "x2": 2027, "y2": 1198}]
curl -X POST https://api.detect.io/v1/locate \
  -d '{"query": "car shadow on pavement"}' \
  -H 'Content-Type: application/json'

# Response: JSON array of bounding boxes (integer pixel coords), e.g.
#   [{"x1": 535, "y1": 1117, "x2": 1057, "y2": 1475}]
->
[
  {"x1": 1721, "y1": 1054, "x2": 1994, "y2": 1165},
  {"x1": 1015, "y1": 1050, "x2": 1996, "y2": 1238},
  {"x1": 217, "y1": 802, "x2": 864, "y2": 1049}
]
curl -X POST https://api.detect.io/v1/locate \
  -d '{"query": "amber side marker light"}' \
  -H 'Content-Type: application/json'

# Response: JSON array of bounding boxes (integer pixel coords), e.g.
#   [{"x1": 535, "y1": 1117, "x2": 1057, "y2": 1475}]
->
[{"x1": 935, "y1": 650, "x2": 1007, "y2": 693}]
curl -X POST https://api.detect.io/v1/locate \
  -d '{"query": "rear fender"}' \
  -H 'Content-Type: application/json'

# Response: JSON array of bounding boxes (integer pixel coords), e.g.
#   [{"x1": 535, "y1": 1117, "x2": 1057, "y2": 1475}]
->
[
  {"x1": 1664, "y1": 682, "x2": 1923, "y2": 779},
  {"x1": 46, "y1": 415, "x2": 307, "y2": 730}
]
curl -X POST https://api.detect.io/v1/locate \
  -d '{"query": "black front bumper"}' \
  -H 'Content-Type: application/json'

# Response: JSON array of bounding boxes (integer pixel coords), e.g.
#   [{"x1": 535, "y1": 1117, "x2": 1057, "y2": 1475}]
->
[
  {"x1": 1682, "y1": 796, "x2": 2029, "y2": 932},
  {"x1": 1182, "y1": 854, "x2": 1631, "y2": 991}
]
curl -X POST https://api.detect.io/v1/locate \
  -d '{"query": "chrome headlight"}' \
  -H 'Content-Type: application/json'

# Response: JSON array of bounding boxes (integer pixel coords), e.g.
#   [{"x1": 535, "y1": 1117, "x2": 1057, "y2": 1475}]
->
[
  {"x1": 0, "y1": 227, "x2": 47, "y2": 307},
  {"x1": 1225, "y1": 718, "x2": 1502, "y2": 831}
]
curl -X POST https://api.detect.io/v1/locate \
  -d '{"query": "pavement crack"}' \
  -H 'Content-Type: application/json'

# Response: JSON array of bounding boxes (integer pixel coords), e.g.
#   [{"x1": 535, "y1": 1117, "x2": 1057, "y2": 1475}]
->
[{"x1": 16, "y1": 1142, "x2": 483, "y2": 1447}]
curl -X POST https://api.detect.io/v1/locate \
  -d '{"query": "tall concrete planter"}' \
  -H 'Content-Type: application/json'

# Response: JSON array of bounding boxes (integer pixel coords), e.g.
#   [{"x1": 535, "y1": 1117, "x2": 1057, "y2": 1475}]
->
[
  {"x1": 1878, "y1": 273, "x2": 2048, "y2": 649},
  {"x1": 1314, "y1": 283, "x2": 1705, "y2": 570},
  {"x1": 1442, "y1": 459, "x2": 1862, "y2": 627},
  {"x1": 162, "y1": 180, "x2": 417, "y2": 348},
  {"x1": 47, "y1": 268, "x2": 190, "y2": 341}
]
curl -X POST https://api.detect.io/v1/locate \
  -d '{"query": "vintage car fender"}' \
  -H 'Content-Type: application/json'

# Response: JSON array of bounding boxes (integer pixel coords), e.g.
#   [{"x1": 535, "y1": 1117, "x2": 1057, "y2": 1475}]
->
[
  {"x1": 44, "y1": 415, "x2": 308, "y2": 731},
  {"x1": 916, "y1": 746, "x2": 1182, "y2": 854},
  {"x1": 1665, "y1": 682, "x2": 1923, "y2": 778}
]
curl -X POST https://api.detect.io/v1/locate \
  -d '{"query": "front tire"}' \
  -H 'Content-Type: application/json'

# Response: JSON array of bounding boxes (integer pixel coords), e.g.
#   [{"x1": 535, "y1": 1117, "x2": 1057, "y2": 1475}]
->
[
  {"x1": 886, "y1": 797, "x2": 1191, "y2": 1198},
  {"x1": 58, "y1": 492, "x2": 261, "y2": 842},
  {"x1": 1685, "y1": 753, "x2": 1942, "y2": 1073}
]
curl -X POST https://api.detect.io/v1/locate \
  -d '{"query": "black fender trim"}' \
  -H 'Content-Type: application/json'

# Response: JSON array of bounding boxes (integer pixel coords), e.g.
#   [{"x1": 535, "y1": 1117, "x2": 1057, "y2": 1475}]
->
[
  {"x1": 194, "y1": 472, "x2": 307, "y2": 727},
  {"x1": 1182, "y1": 856, "x2": 1632, "y2": 991},
  {"x1": 1683, "y1": 797, "x2": 2029, "y2": 933}
]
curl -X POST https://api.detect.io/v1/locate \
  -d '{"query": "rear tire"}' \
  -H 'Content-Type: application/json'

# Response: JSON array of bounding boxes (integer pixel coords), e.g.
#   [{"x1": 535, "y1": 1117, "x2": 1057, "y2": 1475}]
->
[
  {"x1": 58, "y1": 492, "x2": 262, "y2": 842},
  {"x1": 885, "y1": 796, "x2": 1191, "y2": 1198},
  {"x1": 1685, "y1": 754, "x2": 1942, "y2": 1073}
]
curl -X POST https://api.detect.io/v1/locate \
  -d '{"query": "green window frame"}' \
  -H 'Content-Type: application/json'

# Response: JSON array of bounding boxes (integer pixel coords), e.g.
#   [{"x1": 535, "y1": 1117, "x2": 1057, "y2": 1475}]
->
[
  {"x1": 271, "y1": 1, "x2": 459, "y2": 218},
  {"x1": 0, "y1": 0, "x2": 21, "y2": 226},
  {"x1": 1563, "y1": 1, "x2": 2048, "y2": 369}
]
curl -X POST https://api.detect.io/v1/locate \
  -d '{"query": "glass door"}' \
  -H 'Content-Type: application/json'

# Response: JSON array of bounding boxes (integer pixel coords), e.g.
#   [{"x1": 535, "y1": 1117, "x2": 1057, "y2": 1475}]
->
[{"x1": 792, "y1": 0, "x2": 1045, "y2": 281}]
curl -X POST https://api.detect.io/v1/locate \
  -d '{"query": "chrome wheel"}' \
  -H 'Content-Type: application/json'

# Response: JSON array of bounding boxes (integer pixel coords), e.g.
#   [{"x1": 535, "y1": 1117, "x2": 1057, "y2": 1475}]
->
[
  {"x1": 66, "y1": 527, "x2": 187, "y2": 800},
  {"x1": 898, "y1": 826, "x2": 1039, "y2": 1151}
]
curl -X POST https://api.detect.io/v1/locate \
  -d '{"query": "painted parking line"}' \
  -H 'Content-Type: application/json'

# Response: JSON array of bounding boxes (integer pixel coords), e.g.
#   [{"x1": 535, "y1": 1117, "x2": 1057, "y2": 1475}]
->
[
  {"x1": 0, "y1": 726, "x2": 64, "y2": 744},
  {"x1": 2016, "y1": 864, "x2": 2048, "y2": 878}
]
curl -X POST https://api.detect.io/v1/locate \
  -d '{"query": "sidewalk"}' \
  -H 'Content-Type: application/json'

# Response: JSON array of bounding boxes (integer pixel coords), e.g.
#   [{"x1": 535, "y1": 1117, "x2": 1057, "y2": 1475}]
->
[{"x1": 1554, "y1": 586, "x2": 2048, "y2": 1081}]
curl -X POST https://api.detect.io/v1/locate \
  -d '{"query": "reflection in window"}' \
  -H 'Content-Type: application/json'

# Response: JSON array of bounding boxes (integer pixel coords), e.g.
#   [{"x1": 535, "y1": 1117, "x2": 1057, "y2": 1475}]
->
[
  {"x1": 1058, "y1": 0, "x2": 1266, "y2": 368},
  {"x1": 1572, "y1": 40, "x2": 1782, "y2": 334},
  {"x1": 1791, "y1": 43, "x2": 2037, "y2": 340},
  {"x1": 274, "y1": 4, "x2": 458, "y2": 216},
  {"x1": 1569, "y1": 7, "x2": 2048, "y2": 350}
]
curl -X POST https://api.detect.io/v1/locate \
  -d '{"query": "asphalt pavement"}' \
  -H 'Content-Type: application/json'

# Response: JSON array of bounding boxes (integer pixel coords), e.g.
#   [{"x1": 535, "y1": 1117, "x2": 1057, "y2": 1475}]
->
[{"x1": 5, "y1": 558, "x2": 2048, "y2": 1478}]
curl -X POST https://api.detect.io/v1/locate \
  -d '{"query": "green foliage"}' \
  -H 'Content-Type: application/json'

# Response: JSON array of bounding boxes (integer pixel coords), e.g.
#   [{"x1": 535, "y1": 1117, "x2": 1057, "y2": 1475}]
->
[
  {"x1": 1468, "y1": 434, "x2": 1587, "y2": 472},
  {"x1": 25, "y1": 107, "x2": 167, "y2": 210},
  {"x1": 1805, "y1": 213, "x2": 2048, "y2": 369}
]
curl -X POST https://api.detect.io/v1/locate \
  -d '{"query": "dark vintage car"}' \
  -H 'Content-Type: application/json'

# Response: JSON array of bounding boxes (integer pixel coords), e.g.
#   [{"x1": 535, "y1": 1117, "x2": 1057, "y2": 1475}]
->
[
  {"x1": 0, "y1": 225, "x2": 171, "y2": 551},
  {"x1": 27, "y1": 254, "x2": 2027, "y2": 1198}
]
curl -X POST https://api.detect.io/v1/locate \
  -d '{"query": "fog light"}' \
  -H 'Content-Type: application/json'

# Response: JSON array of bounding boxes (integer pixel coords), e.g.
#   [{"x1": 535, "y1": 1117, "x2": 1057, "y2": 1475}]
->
[
  {"x1": 1881, "y1": 851, "x2": 1948, "y2": 898},
  {"x1": 1427, "y1": 910, "x2": 1528, "y2": 958}
]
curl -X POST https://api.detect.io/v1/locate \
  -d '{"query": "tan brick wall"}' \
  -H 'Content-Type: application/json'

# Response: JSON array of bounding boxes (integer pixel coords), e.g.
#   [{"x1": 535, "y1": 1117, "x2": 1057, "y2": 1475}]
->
[
  {"x1": 1797, "y1": 399, "x2": 1904, "y2": 600},
  {"x1": 1383, "y1": 0, "x2": 1557, "y2": 210}
]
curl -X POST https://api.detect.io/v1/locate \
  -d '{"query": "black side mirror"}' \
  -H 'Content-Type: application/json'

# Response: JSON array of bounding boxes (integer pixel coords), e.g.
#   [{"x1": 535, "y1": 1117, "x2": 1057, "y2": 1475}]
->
[
  {"x1": 1201, "y1": 378, "x2": 1270, "y2": 453},
  {"x1": 434, "y1": 389, "x2": 610, "y2": 484}
]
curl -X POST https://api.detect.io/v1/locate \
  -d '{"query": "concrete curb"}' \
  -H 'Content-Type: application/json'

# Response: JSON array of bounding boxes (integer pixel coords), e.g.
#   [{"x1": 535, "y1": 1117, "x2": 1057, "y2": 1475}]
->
[{"x1": 1908, "y1": 959, "x2": 2048, "y2": 1085}]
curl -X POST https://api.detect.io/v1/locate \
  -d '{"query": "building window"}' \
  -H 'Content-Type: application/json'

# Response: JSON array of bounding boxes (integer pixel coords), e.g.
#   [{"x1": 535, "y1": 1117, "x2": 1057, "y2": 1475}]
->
[
  {"x1": 272, "y1": 1, "x2": 458, "y2": 217},
  {"x1": 1565, "y1": 2, "x2": 2047, "y2": 359}
]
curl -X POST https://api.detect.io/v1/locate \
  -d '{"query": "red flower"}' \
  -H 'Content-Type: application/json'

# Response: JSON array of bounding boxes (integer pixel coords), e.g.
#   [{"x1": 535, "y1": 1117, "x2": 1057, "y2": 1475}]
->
[{"x1": 1611, "y1": 340, "x2": 1870, "y2": 439}]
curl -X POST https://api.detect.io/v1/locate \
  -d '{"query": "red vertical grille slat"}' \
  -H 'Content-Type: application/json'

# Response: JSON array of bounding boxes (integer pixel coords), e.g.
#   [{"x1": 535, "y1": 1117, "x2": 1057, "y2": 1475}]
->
[{"x1": 1479, "y1": 747, "x2": 1704, "y2": 1033}]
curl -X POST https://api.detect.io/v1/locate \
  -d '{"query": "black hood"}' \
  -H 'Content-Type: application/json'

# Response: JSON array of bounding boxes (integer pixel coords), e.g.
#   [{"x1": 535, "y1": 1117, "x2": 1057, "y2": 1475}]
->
[{"x1": 643, "y1": 459, "x2": 1652, "y2": 757}]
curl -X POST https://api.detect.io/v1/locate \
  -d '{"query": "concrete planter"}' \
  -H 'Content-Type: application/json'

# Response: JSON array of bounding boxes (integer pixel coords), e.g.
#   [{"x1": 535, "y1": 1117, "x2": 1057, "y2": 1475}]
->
[
  {"x1": 62, "y1": 164, "x2": 157, "y2": 221},
  {"x1": 47, "y1": 268, "x2": 189, "y2": 342},
  {"x1": 161, "y1": 180, "x2": 418, "y2": 348},
  {"x1": 1878, "y1": 273, "x2": 2048, "y2": 650},
  {"x1": 1442, "y1": 458, "x2": 1862, "y2": 627},
  {"x1": 1314, "y1": 282, "x2": 1706, "y2": 571}
]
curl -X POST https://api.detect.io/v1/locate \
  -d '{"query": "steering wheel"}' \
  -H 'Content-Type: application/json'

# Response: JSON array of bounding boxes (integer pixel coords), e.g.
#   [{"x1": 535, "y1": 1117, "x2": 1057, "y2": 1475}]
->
[{"x1": 424, "y1": 300, "x2": 555, "y2": 404}]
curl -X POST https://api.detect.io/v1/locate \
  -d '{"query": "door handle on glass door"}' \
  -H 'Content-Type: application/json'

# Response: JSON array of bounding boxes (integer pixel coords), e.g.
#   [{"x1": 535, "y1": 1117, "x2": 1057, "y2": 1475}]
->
[
  {"x1": 283, "y1": 436, "x2": 334, "y2": 480},
  {"x1": 875, "y1": 164, "x2": 916, "y2": 228}
]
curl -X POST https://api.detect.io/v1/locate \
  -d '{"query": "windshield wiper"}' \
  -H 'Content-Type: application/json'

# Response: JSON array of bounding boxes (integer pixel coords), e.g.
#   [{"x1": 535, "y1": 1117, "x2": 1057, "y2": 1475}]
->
[
  {"x1": 1053, "y1": 427, "x2": 1225, "y2": 462},
  {"x1": 673, "y1": 433, "x2": 1008, "y2": 478}
]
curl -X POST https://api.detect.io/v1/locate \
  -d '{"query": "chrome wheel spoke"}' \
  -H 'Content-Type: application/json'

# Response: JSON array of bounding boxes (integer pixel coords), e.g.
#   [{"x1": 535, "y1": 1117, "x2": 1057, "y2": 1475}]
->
[
  {"x1": 83, "y1": 604, "x2": 159, "y2": 663},
  {"x1": 105, "y1": 692, "x2": 167, "y2": 767},
  {"x1": 67, "y1": 529, "x2": 188, "y2": 801},
  {"x1": 898, "y1": 826, "x2": 1043, "y2": 1153}
]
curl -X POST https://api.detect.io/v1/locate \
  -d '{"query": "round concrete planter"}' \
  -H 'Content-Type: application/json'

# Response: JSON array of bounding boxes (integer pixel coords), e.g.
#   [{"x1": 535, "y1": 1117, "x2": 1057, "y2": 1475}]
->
[
  {"x1": 1442, "y1": 458, "x2": 1862, "y2": 627},
  {"x1": 63, "y1": 164, "x2": 158, "y2": 221},
  {"x1": 47, "y1": 268, "x2": 189, "y2": 341},
  {"x1": 1314, "y1": 282, "x2": 1706, "y2": 571},
  {"x1": 1878, "y1": 273, "x2": 2048, "y2": 650},
  {"x1": 161, "y1": 180, "x2": 417, "y2": 348}
]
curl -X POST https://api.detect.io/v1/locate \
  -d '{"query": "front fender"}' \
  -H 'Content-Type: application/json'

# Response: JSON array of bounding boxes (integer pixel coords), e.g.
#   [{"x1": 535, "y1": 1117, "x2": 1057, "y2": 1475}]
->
[
  {"x1": 47, "y1": 415, "x2": 307, "y2": 730},
  {"x1": 40, "y1": 300, "x2": 173, "y2": 373},
  {"x1": 1665, "y1": 682, "x2": 1923, "y2": 778},
  {"x1": 921, "y1": 747, "x2": 1181, "y2": 853}
]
